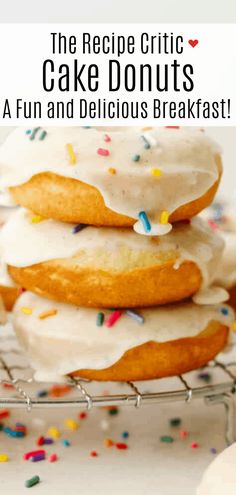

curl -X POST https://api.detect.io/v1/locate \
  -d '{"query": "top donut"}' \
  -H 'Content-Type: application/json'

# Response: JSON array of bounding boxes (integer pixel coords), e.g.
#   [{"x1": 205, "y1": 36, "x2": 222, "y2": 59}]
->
[{"x1": 0, "y1": 126, "x2": 221, "y2": 236}]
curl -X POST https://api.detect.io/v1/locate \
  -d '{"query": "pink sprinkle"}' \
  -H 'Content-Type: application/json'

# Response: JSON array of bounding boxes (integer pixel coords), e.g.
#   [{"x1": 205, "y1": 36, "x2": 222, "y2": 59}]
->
[
  {"x1": 23, "y1": 449, "x2": 45, "y2": 460},
  {"x1": 208, "y1": 219, "x2": 219, "y2": 231},
  {"x1": 104, "y1": 134, "x2": 111, "y2": 143},
  {"x1": 116, "y1": 443, "x2": 128, "y2": 450},
  {"x1": 48, "y1": 453, "x2": 58, "y2": 463},
  {"x1": 105, "y1": 310, "x2": 123, "y2": 328},
  {"x1": 191, "y1": 442, "x2": 199, "y2": 449},
  {"x1": 97, "y1": 148, "x2": 110, "y2": 157},
  {"x1": 179, "y1": 431, "x2": 188, "y2": 439},
  {"x1": 165, "y1": 126, "x2": 180, "y2": 129}
]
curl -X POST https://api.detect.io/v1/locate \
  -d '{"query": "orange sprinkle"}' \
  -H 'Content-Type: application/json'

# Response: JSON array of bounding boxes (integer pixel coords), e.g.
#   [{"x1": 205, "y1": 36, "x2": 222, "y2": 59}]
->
[
  {"x1": 232, "y1": 321, "x2": 236, "y2": 331},
  {"x1": 108, "y1": 167, "x2": 116, "y2": 175},
  {"x1": 66, "y1": 143, "x2": 76, "y2": 165},
  {"x1": 39, "y1": 309, "x2": 58, "y2": 320},
  {"x1": 103, "y1": 438, "x2": 114, "y2": 448}
]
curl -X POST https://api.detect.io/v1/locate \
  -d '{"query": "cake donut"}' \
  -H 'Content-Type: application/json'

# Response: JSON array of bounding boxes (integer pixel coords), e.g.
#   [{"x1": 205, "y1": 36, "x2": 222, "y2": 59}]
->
[
  {"x1": 0, "y1": 209, "x2": 227, "y2": 308},
  {"x1": 0, "y1": 127, "x2": 221, "y2": 235},
  {"x1": 13, "y1": 291, "x2": 233, "y2": 382}
]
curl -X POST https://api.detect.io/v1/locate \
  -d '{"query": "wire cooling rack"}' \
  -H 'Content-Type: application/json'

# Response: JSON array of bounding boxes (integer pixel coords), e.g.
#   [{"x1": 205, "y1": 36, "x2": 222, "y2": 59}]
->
[{"x1": 0, "y1": 327, "x2": 236, "y2": 445}]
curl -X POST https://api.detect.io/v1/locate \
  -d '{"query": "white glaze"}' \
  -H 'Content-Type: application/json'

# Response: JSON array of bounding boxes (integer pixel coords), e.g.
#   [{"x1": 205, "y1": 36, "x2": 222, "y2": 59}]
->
[
  {"x1": 13, "y1": 291, "x2": 234, "y2": 381},
  {"x1": 0, "y1": 126, "x2": 219, "y2": 235},
  {"x1": 197, "y1": 443, "x2": 236, "y2": 495},
  {"x1": 0, "y1": 209, "x2": 224, "y2": 295}
]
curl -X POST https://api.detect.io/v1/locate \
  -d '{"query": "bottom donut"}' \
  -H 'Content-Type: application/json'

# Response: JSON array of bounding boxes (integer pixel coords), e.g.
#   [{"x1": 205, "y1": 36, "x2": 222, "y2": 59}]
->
[{"x1": 13, "y1": 292, "x2": 234, "y2": 382}]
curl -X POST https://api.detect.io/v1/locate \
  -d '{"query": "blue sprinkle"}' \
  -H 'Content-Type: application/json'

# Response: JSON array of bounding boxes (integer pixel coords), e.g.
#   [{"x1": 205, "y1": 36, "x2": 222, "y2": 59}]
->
[
  {"x1": 30, "y1": 127, "x2": 41, "y2": 141},
  {"x1": 221, "y1": 307, "x2": 229, "y2": 315},
  {"x1": 126, "y1": 309, "x2": 144, "y2": 324},
  {"x1": 37, "y1": 389, "x2": 48, "y2": 397},
  {"x1": 26, "y1": 129, "x2": 31, "y2": 135},
  {"x1": 44, "y1": 437, "x2": 54, "y2": 445},
  {"x1": 210, "y1": 447, "x2": 217, "y2": 454},
  {"x1": 132, "y1": 154, "x2": 140, "y2": 162},
  {"x1": 72, "y1": 224, "x2": 87, "y2": 234},
  {"x1": 122, "y1": 431, "x2": 129, "y2": 439},
  {"x1": 62, "y1": 439, "x2": 70, "y2": 447},
  {"x1": 138, "y1": 211, "x2": 151, "y2": 233},
  {"x1": 141, "y1": 135, "x2": 151, "y2": 149}
]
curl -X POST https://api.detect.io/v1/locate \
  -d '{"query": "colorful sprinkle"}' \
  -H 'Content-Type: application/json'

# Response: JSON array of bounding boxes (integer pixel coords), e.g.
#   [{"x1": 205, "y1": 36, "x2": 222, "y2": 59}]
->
[
  {"x1": 48, "y1": 453, "x2": 58, "y2": 462},
  {"x1": 26, "y1": 130, "x2": 31, "y2": 135},
  {"x1": 210, "y1": 448, "x2": 217, "y2": 454},
  {"x1": 31, "y1": 215, "x2": 43, "y2": 224},
  {"x1": 37, "y1": 389, "x2": 48, "y2": 398},
  {"x1": 126, "y1": 309, "x2": 144, "y2": 324},
  {"x1": 221, "y1": 307, "x2": 229, "y2": 315},
  {"x1": 151, "y1": 168, "x2": 162, "y2": 177},
  {"x1": 160, "y1": 210, "x2": 169, "y2": 225},
  {"x1": 160, "y1": 435, "x2": 174, "y2": 443},
  {"x1": 31, "y1": 453, "x2": 45, "y2": 462},
  {"x1": 66, "y1": 143, "x2": 77, "y2": 164},
  {"x1": 122, "y1": 431, "x2": 129, "y2": 439},
  {"x1": 38, "y1": 309, "x2": 57, "y2": 320},
  {"x1": 49, "y1": 384, "x2": 72, "y2": 398},
  {"x1": 141, "y1": 135, "x2": 151, "y2": 149},
  {"x1": 79, "y1": 412, "x2": 87, "y2": 420},
  {"x1": 108, "y1": 167, "x2": 116, "y2": 175},
  {"x1": 138, "y1": 211, "x2": 151, "y2": 233},
  {"x1": 20, "y1": 307, "x2": 32, "y2": 315},
  {"x1": 61, "y1": 439, "x2": 70, "y2": 447},
  {"x1": 29, "y1": 127, "x2": 40, "y2": 141},
  {"x1": 44, "y1": 437, "x2": 54, "y2": 445},
  {"x1": 232, "y1": 321, "x2": 236, "y2": 331},
  {"x1": 72, "y1": 223, "x2": 87, "y2": 234},
  {"x1": 116, "y1": 443, "x2": 128, "y2": 450},
  {"x1": 179, "y1": 431, "x2": 188, "y2": 439},
  {"x1": 47, "y1": 427, "x2": 60, "y2": 439},
  {"x1": 64, "y1": 418, "x2": 79, "y2": 431},
  {"x1": 36, "y1": 436, "x2": 45, "y2": 446},
  {"x1": 197, "y1": 371, "x2": 212, "y2": 383},
  {"x1": 169, "y1": 418, "x2": 182, "y2": 427},
  {"x1": 104, "y1": 134, "x2": 111, "y2": 142},
  {"x1": 97, "y1": 148, "x2": 110, "y2": 157},
  {"x1": 108, "y1": 407, "x2": 119, "y2": 416},
  {"x1": 96, "y1": 312, "x2": 104, "y2": 327},
  {"x1": 132, "y1": 154, "x2": 140, "y2": 162},
  {"x1": 0, "y1": 454, "x2": 9, "y2": 462},
  {"x1": 24, "y1": 475, "x2": 40, "y2": 488},
  {"x1": 105, "y1": 310, "x2": 123, "y2": 328},
  {"x1": 0, "y1": 410, "x2": 10, "y2": 419},
  {"x1": 39, "y1": 130, "x2": 47, "y2": 141},
  {"x1": 90, "y1": 450, "x2": 98, "y2": 457},
  {"x1": 191, "y1": 442, "x2": 199, "y2": 449},
  {"x1": 103, "y1": 438, "x2": 114, "y2": 447},
  {"x1": 165, "y1": 126, "x2": 180, "y2": 129},
  {"x1": 23, "y1": 450, "x2": 45, "y2": 461}
]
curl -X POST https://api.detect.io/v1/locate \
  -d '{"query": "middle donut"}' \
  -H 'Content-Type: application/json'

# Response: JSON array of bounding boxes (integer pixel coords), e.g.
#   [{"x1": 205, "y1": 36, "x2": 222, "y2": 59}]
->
[{"x1": 0, "y1": 208, "x2": 225, "y2": 308}]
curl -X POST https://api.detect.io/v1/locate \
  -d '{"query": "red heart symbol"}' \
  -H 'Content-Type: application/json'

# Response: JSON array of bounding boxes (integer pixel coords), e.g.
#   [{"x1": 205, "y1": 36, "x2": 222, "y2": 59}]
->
[{"x1": 188, "y1": 39, "x2": 198, "y2": 48}]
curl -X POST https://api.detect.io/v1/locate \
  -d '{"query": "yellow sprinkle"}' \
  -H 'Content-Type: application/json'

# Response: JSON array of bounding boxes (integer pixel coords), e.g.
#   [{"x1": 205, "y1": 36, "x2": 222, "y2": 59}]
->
[
  {"x1": 151, "y1": 168, "x2": 162, "y2": 178},
  {"x1": 108, "y1": 167, "x2": 116, "y2": 175},
  {"x1": 64, "y1": 418, "x2": 79, "y2": 431},
  {"x1": 47, "y1": 427, "x2": 61, "y2": 439},
  {"x1": 31, "y1": 215, "x2": 43, "y2": 224},
  {"x1": 142, "y1": 127, "x2": 153, "y2": 131},
  {"x1": 20, "y1": 307, "x2": 32, "y2": 315},
  {"x1": 160, "y1": 210, "x2": 169, "y2": 225},
  {"x1": 0, "y1": 454, "x2": 9, "y2": 462},
  {"x1": 232, "y1": 321, "x2": 236, "y2": 331},
  {"x1": 66, "y1": 143, "x2": 76, "y2": 165},
  {"x1": 39, "y1": 309, "x2": 58, "y2": 320}
]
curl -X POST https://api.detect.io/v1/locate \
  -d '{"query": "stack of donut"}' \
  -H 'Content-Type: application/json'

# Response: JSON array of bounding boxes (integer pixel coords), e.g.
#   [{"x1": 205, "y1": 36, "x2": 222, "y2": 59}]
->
[{"x1": 0, "y1": 126, "x2": 234, "y2": 382}]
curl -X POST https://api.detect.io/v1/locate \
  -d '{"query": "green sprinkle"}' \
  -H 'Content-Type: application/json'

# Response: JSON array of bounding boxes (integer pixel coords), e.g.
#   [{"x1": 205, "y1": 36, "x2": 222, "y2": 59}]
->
[
  {"x1": 0, "y1": 423, "x2": 4, "y2": 431},
  {"x1": 169, "y1": 417, "x2": 182, "y2": 427},
  {"x1": 108, "y1": 407, "x2": 119, "y2": 416},
  {"x1": 96, "y1": 312, "x2": 104, "y2": 327},
  {"x1": 132, "y1": 154, "x2": 140, "y2": 162},
  {"x1": 160, "y1": 435, "x2": 174, "y2": 443},
  {"x1": 39, "y1": 130, "x2": 47, "y2": 141},
  {"x1": 24, "y1": 475, "x2": 40, "y2": 488}
]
